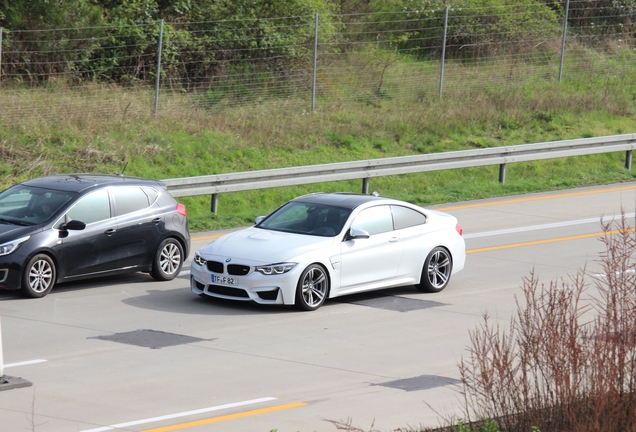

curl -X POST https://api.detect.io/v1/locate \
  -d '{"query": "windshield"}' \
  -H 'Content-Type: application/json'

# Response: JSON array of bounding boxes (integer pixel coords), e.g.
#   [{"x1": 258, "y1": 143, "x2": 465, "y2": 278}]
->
[
  {"x1": 257, "y1": 201, "x2": 351, "y2": 237},
  {"x1": 0, "y1": 185, "x2": 74, "y2": 225}
]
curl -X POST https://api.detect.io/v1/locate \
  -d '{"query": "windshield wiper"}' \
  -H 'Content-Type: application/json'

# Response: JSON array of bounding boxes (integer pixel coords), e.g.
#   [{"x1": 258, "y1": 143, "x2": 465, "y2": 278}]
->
[{"x1": 0, "y1": 218, "x2": 33, "y2": 226}]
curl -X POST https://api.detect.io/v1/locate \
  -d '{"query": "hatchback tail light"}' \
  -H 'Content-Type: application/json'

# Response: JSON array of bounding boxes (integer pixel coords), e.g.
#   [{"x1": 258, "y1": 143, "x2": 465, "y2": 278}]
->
[
  {"x1": 176, "y1": 203, "x2": 187, "y2": 216},
  {"x1": 456, "y1": 223, "x2": 463, "y2": 236}
]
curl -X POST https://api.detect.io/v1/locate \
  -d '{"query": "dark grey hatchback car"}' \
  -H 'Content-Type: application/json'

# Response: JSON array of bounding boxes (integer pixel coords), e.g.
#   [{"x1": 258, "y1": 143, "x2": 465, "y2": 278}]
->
[{"x1": 0, "y1": 174, "x2": 190, "y2": 298}]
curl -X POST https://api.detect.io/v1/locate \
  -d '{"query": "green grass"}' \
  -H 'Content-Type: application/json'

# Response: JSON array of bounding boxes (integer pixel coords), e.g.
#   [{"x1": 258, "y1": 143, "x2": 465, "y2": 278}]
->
[{"x1": 1, "y1": 56, "x2": 636, "y2": 231}]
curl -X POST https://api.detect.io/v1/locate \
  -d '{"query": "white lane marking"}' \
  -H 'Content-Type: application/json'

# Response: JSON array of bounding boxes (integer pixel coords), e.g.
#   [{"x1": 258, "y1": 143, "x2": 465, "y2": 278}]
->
[
  {"x1": 464, "y1": 213, "x2": 636, "y2": 239},
  {"x1": 80, "y1": 397, "x2": 278, "y2": 432},
  {"x1": 4, "y1": 359, "x2": 47, "y2": 368},
  {"x1": 594, "y1": 269, "x2": 636, "y2": 278}
]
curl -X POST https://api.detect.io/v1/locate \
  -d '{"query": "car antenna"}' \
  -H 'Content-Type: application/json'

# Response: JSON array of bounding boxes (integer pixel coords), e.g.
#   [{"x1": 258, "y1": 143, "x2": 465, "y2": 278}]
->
[{"x1": 117, "y1": 162, "x2": 128, "y2": 177}]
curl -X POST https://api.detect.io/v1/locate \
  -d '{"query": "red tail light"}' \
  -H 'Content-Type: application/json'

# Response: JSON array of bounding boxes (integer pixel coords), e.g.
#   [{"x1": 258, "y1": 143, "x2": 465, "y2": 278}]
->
[
  {"x1": 456, "y1": 223, "x2": 463, "y2": 236},
  {"x1": 176, "y1": 203, "x2": 187, "y2": 216}
]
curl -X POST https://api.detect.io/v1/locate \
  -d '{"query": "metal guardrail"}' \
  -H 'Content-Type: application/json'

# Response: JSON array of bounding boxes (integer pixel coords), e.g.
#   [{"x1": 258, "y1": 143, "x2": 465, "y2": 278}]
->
[{"x1": 163, "y1": 134, "x2": 636, "y2": 213}]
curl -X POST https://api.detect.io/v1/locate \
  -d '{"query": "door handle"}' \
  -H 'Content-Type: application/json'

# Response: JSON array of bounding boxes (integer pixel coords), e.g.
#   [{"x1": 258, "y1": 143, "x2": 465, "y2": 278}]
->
[
  {"x1": 389, "y1": 237, "x2": 399, "y2": 243},
  {"x1": 104, "y1": 229, "x2": 116, "y2": 236},
  {"x1": 152, "y1": 218, "x2": 162, "y2": 225}
]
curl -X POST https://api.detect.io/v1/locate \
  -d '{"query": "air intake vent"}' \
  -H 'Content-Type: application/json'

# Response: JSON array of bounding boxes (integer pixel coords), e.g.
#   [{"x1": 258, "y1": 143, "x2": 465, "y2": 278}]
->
[
  {"x1": 208, "y1": 285, "x2": 249, "y2": 298},
  {"x1": 257, "y1": 289, "x2": 279, "y2": 301}
]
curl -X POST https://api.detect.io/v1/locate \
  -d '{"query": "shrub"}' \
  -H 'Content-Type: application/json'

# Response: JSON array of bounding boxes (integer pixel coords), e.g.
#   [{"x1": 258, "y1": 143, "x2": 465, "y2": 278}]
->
[{"x1": 459, "y1": 214, "x2": 636, "y2": 431}]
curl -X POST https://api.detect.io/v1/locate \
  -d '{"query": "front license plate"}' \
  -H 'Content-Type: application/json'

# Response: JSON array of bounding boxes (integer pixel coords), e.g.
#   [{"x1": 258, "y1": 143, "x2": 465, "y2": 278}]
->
[{"x1": 212, "y1": 274, "x2": 239, "y2": 286}]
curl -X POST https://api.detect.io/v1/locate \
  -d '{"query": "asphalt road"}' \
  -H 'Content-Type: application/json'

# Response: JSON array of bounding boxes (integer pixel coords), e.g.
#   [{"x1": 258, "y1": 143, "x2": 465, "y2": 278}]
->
[{"x1": 2, "y1": 182, "x2": 636, "y2": 432}]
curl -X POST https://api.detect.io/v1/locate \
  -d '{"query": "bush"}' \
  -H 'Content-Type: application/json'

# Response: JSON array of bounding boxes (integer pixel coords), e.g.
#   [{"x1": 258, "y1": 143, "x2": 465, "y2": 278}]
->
[
  {"x1": 459, "y1": 214, "x2": 636, "y2": 431},
  {"x1": 363, "y1": 0, "x2": 561, "y2": 58}
]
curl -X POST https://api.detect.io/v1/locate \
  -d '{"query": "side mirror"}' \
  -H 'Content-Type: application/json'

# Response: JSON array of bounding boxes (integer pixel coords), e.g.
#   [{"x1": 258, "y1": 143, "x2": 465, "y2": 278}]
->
[
  {"x1": 345, "y1": 228, "x2": 370, "y2": 241},
  {"x1": 61, "y1": 220, "x2": 86, "y2": 231},
  {"x1": 255, "y1": 216, "x2": 266, "y2": 225},
  {"x1": 58, "y1": 219, "x2": 86, "y2": 238}
]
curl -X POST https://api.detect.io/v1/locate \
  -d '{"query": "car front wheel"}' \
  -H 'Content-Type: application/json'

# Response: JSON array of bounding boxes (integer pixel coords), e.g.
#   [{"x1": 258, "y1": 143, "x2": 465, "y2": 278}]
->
[
  {"x1": 295, "y1": 264, "x2": 329, "y2": 311},
  {"x1": 22, "y1": 254, "x2": 56, "y2": 298},
  {"x1": 415, "y1": 247, "x2": 452, "y2": 293},
  {"x1": 150, "y1": 238, "x2": 184, "y2": 281}
]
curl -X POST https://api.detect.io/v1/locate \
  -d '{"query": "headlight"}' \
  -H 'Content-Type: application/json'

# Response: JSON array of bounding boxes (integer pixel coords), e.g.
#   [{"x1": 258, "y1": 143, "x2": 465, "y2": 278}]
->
[
  {"x1": 193, "y1": 253, "x2": 207, "y2": 266},
  {"x1": 255, "y1": 262, "x2": 297, "y2": 275},
  {"x1": 0, "y1": 236, "x2": 30, "y2": 256}
]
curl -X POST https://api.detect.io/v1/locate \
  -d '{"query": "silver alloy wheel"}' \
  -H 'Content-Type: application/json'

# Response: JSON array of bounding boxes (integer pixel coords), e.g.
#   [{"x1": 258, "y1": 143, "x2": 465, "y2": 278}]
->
[
  {"x1": 160, "y1": 242, "x2": 181, "y2": 275},
  {"x1": 301, "y1": 266, "x2": 327, "y2": 308},
  {"x1": 427, "y1": 248, "x2": 451, "y2": 289},
  {"x1": 28, "y1": 258, "x2": 53, "y2": 293}
]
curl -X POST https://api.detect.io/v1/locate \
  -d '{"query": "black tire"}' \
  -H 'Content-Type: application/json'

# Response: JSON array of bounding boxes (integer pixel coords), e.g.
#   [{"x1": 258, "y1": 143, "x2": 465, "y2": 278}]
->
[
  {"x1": 22, "y1": 254, "x2": 56, "y2": 298},
  {"x1": 150, "y1": 238, "x2": 184, "y2": 281},
  {"x1": 295, "y1": 264, "x2": 329, "y2": 311},
  {"x1": 415, "y1": 247, "x2": 452, "y2": 293}
]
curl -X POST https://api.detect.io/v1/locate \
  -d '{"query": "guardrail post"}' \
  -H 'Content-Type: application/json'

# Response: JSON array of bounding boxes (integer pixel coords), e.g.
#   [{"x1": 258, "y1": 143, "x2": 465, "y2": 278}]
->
[
  {"x1": 499, "y1": 163, "x2": 506, "y2": 184},
  {"x1": 626, "y1": 150, "x2": 632, "y2": 170},
  {"x1": 211, "y1": 194, "x2": 218, "y2": 214},
  {"x1": 362, "y1": 178, "x2": 369, "y2": 194}
]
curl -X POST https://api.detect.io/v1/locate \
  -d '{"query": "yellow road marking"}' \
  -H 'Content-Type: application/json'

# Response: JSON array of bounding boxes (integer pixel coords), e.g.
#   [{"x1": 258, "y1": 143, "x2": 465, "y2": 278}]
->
[
  {"x1": 467, "y1": 228, "x2": 635, "y2": 254},
  {"x1": 141, "y1": 402, "x2": 307, "y2": 432},
  {"x1": 191, "y1": 234, "x2": 223, "y2": 241},
  {"x1": 437, "y1": 184, "x2": 636, "y2": 211}
]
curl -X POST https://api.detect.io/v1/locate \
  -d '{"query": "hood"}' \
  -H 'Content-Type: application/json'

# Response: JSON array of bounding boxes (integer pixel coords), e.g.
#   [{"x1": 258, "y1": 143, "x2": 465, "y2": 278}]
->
[
  {"x1": 198, "y1": 226, "x2": 336, "y2": 264},
  {"x1": 0, "y1": 222, "x2": 40, "y2": 244}
]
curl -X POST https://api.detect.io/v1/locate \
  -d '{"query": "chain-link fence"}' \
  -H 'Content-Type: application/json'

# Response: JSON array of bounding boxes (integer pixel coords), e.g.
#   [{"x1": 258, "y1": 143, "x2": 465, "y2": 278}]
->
[{"x1": 0, "y1": 0, "x2": 634, "y2": 123}]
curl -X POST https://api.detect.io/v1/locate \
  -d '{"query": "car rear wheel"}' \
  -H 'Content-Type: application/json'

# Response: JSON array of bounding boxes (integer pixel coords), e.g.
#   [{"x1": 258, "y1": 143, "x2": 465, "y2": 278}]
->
[
  {"x1": 295, "y1": 264, "x2": 329, "y2": 311},
  {"x1": 22, "y1": 254, "x2": 56, "y2": 298},
  {"x1": 415, "y1": 247, "x2": 452, "y2": 293},
  {"x1": 150, "y1": 238, "x2": 184, "y2": 281}
]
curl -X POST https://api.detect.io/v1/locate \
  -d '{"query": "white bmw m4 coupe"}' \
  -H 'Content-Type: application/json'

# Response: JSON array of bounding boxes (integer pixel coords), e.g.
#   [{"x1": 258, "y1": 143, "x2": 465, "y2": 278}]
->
[{"x1": 191, "y1": 192, "x2": 465, "y2": 311}]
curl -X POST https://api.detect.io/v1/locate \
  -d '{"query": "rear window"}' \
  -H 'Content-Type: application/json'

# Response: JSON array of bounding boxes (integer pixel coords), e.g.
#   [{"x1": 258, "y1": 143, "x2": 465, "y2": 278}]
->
[
  {"x1": 112, "y1": 187, "x2": 151, "y2": 216},
  {"x1": 391, "y1": 205, "x2": 427, "y2": 230}
]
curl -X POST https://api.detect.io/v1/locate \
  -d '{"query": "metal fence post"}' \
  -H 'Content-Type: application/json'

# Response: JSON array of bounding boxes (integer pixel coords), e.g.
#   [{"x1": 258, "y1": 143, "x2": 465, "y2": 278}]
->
[
  {"x1": 439, "y1": 6, "x2": 449, "y2": 99},
  {"x1": 0, "y1": 28, "x2": 3, "y2": 90},
  {"x1": 154, "y1": 19, "x2": 164, "y2": 119},
  {"x1": 362, "y1": 178, "x2": 369, "y2": 194},
  {"x1": 626, "y1": 150, "x2": 632, "y2": 170},
  {"x1": 311, "y1": 13, "x2": 319, "y2": 112},
  {"x1": 558, "y1": 0, "x2": 570, "y2": 83}
]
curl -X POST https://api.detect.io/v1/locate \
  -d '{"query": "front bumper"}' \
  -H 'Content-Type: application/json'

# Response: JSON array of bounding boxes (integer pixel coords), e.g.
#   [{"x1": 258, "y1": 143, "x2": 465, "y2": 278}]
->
[
  {"x1": 0, "y1": 246, "x2": 34, "y2": 291},
  {"x1": 190, "y1": 261, "x2": 301, "y2": 305}
]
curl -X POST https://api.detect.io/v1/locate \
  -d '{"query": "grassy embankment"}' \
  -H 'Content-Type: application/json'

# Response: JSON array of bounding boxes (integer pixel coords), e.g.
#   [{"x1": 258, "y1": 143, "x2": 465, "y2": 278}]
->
[{"x1": 1, "y1": 56, "x2": 636, "y2": 232}]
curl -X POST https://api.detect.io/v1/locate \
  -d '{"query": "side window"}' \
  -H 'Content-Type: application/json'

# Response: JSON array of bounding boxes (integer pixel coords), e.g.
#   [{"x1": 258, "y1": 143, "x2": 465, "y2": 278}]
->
[
  {"x1": 112, "y1": 187, "x2": 150, "y2": 216},
  {"x1": 61, "y1": 189, "x2": 111, "y2": 226},
  {"x1": 391, "y1": 205, "x2": 427, "y2": 230},
  {"x1": 142, "y1": 187, "x2": 159, "y2": 204},
  {"x1": 350, "y1": 205, "x2": 393, "y2": 235}
]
